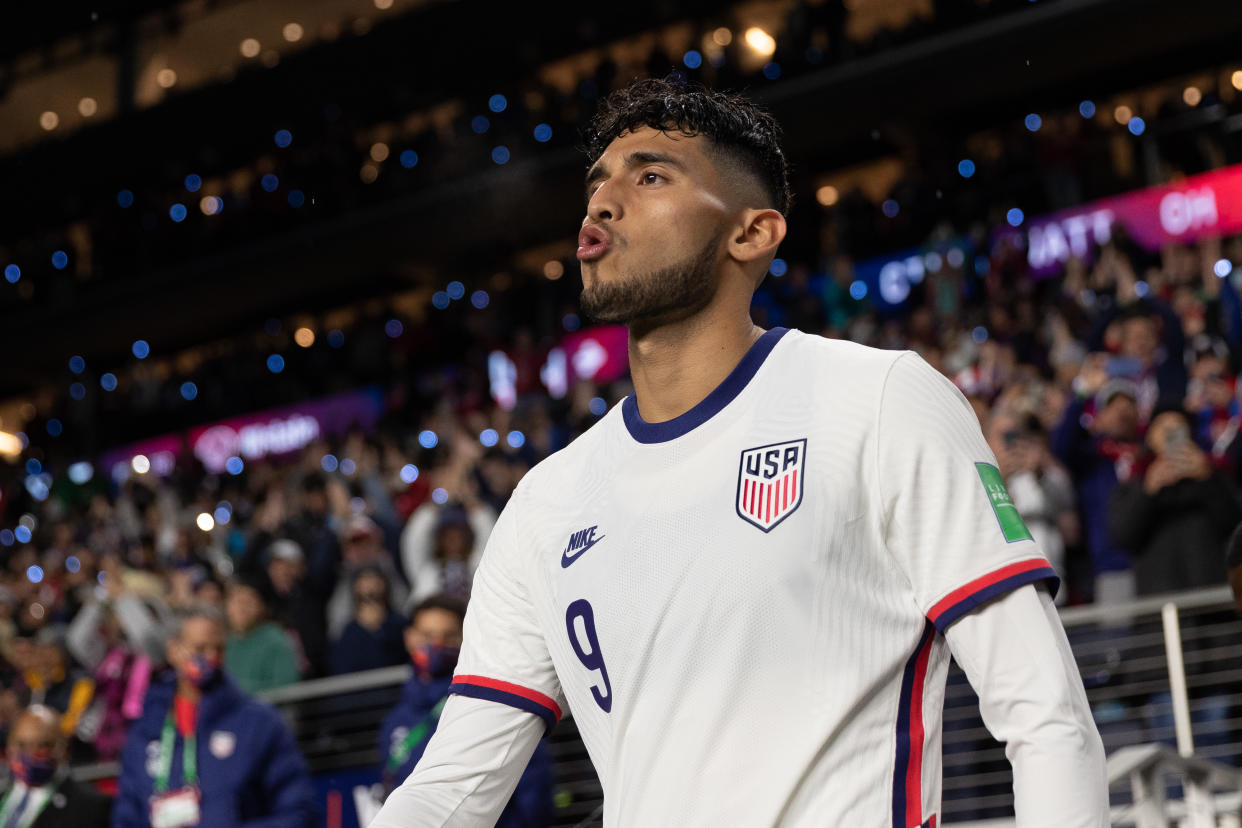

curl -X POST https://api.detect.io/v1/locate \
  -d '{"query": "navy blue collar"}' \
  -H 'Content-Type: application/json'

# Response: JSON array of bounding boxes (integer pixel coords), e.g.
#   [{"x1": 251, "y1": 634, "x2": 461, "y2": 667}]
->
[{"x1": 622, "y1": 327, "x2": 789, "y2": 444}]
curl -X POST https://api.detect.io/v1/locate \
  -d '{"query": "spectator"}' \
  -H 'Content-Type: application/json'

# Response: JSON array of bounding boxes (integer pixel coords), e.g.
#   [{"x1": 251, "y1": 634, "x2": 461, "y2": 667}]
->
[
  {"x1": 242, "y1": 477, "x2": 340, "y2": 674},
  {"x1": 282, "y1": 475, "x2": 345, "y2": 592},
  {"x1": 329, "y1": 567, "x2": 407, "y2": 676},
  {"x1": 1185, "y1": 344, "x2": 1237, "y2": 451},
  {"x1": 327, "y1": 516, "x2": 408, "y2": 639},
  {"x1": 1051, "y1": 359, "x2": 1143, "y2": 603},
  {"x1": 400, "y1": 498, "x2": 495, "y2": 606},
  {"x1": 1087, "y1": 239, "x2": 1188, "y2": 409},
  {"x1": 12, "y1": 632, "x2": 95, "y2": 751},
  {"x1": 223, "y1": 576, "x2": 301, "y2": 694},
  {"x1": 114, "y1": 606, "x2": 317, "y2": 827},
  {"x1": 375, "y1": 595, "x2": 553, "y2": 824},
  {"x1": 193, "y1": 571, "x2": 225, "y2": 611},
  {"x1": 263, "y1": 540, "x2": 327, "y2": 680},
  {"x1": 0, "y1": 705, "x2": 111, "y2": 828},
  {"x1": 476, "y1": 450, "x2": 525, "y2": 513},
  {"x1": 64, "y1": 579, "x2": 168, "y2": 762},
  {"x1": 1108, "y1": 403, "x2": 1242, "y2": 757},
  {"x1": 169, "y1": 566, "x2": 226, "y2": 614},
  {"x1": 1108, "y1": 401, "x2": 1242, "y2": 595}
]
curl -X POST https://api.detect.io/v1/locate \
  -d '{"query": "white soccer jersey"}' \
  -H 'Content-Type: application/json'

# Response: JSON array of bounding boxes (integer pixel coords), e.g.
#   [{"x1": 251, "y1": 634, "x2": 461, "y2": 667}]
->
[{"x1": 448, "y1": 328, "x2": 1057, "y2": 827}]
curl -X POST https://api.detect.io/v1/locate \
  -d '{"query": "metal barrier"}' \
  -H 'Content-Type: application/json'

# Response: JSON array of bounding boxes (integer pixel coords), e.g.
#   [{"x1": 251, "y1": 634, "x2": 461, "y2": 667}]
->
[
  {"x1": 1106, "y1": 743, "x2": 1242, "y2": 827},
  {"x1": 943, "y1": 586, "x2": 1242, "y2": 824},
  {"x1": 70, "y1": 586, "x2": 1242, "y2": 826}
]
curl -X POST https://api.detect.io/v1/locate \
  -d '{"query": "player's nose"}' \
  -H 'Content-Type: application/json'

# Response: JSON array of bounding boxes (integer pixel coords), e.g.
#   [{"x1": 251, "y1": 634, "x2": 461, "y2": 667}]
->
[{"x1": 586, "y1": 178, "x2": 620, "y2": 223}]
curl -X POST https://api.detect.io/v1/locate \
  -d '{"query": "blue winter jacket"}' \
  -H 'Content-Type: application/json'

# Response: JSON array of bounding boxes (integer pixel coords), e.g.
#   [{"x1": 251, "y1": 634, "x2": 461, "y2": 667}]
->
[
  {"x1": 113, "y1": 672, "x2": 318, "y2": 827},
  {"x1": 379, "y1": 674, "x2": 554, "y2": 827}
]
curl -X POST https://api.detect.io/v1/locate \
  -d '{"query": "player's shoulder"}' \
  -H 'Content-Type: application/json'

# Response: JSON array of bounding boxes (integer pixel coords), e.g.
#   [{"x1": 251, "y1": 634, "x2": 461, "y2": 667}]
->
[
  {"x1": 509, "y1": 405, "x2": 623, "y2": 502},
  {"x1": 771, "y1": 328, "x2": 913, "y2": 393}
]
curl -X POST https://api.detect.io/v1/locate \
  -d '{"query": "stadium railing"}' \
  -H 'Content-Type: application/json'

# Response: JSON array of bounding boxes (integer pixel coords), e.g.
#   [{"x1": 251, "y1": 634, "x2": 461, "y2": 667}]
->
[
  {"x1": 71, "y1": 585, "x2": 1242, "y2": 827},
  {"x1": 1105, "y1": 742, "x2": 1242, "y2": 827},
  {"x1": 945, "y1": 585, "x2": 1242, "y2": 826}
]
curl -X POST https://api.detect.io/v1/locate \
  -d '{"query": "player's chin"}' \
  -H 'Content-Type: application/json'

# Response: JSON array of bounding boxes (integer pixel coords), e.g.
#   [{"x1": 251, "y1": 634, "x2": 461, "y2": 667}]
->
[
  {"x1": 580, "y1": 258, "x2": 616, "y2": 288},
  {"x1": 579, "y1": 286, "x2": 627, "y2": 325}
]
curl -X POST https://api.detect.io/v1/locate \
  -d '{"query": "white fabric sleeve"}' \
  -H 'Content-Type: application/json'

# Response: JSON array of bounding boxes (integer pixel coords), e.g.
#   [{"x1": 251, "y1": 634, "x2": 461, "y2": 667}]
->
[
  {"x1": 448, "y1": 482, "x2": 565, "y2": 728},
  {"x1": 877, "y1": 352, "x2": 1059, "y2": 631},
  {"x1": 943, "y1": 584, "x2": 1109, "y2": 827},
  {"x1": 368, "y1": 695, "x2": 544, "y2": 828}
]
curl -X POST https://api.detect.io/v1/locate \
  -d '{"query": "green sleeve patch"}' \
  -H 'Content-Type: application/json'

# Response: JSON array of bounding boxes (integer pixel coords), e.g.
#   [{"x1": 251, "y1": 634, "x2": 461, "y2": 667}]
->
[{"x1": 974, "y1": 462, "x2": 1033, "y2": 543}]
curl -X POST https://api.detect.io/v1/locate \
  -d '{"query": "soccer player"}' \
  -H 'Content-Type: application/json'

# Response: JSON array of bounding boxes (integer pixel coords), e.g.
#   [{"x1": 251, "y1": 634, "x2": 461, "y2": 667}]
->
[{"x1": 372, "y1": 79, "x2": 1108, "y2": 827}]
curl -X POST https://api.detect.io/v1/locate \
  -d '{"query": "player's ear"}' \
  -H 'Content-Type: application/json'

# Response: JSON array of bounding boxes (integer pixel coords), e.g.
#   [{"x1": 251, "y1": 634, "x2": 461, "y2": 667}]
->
[{"x1": 728, "y1": 208, "x2": 786, "y2": 266}]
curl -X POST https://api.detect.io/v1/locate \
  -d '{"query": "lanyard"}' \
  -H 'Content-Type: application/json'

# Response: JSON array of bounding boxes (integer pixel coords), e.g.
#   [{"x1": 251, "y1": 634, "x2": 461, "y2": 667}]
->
[
  {"x1": 0, "y1": 781, "x2": 59, "y2": 828},
  {"x1": 385, "y1": 697, "x2": 446, "y2": 774},
  {"x1": 155, "y1": 714, "x2": 197, "y2": 794}
]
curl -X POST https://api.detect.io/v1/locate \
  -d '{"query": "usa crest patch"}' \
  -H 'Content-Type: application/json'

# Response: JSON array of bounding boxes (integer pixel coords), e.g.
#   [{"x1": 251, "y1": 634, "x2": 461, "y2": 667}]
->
[{"x1": 736, "y1": 438, "x2": 807, "y2": 532}]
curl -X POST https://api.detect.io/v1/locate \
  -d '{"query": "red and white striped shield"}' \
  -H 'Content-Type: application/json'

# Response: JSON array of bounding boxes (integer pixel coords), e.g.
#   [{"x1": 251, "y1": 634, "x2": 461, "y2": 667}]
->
[{"x1": 735, "y1": 438, "x2": 807, "y2": 532}]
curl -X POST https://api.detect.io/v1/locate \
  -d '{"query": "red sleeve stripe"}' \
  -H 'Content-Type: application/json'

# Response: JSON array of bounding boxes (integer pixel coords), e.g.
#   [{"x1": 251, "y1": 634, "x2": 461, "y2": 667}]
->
[
  {"x1": 925, "y1": 559, "x2": 1060, "y2": 633},
  {"x1": 449, "y1": 675, "x2": 563, "y2": 731}
]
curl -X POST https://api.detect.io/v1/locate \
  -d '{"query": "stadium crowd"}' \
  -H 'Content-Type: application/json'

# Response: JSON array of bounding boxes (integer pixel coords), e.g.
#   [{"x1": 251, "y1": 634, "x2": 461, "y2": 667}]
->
[
  {"x1": 2, "y1": 2, "x2": 1242, "y2": 808},
  {"x1": 2, "y1": 222, "x2": 1241, "y2": 774}
]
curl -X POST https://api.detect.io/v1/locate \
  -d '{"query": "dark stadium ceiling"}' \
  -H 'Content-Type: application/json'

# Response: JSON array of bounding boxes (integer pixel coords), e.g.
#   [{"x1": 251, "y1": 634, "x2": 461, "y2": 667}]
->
[
  {"x1": 1, "y1": 0, "x2": 1242, "y2": 397},
  {"x1": 0, "y1": 0, "x2": 757, "y2": 155}
]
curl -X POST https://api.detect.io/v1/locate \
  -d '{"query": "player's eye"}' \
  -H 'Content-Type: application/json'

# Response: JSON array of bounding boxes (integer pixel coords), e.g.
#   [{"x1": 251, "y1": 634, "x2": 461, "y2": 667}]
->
[{"x1": 639, "y1": 171, "x2": 664, "y2": 185}]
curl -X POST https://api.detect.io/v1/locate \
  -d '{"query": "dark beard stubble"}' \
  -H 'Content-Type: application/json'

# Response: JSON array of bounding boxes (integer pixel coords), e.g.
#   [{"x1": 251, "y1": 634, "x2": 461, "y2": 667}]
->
[{"x1": 579, "y1": 231, "x2": 725, "y2": 329}]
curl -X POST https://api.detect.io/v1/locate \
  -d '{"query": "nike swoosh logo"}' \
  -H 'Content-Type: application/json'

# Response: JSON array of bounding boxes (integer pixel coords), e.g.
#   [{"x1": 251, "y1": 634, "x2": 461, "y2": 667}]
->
[{"x1": 561, "y1": 535, "x2": 605, "y2": 568}]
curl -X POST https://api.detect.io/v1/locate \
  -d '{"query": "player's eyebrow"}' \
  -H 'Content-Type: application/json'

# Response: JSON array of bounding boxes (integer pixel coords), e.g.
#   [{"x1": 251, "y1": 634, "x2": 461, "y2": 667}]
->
[{"x1": 584, "y1": 151, "x2": 687, "y2": 202}]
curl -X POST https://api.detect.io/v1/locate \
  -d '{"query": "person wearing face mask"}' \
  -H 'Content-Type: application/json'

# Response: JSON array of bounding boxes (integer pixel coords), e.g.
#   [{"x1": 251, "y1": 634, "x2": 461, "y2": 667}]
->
[
  {"x1": 113, "y1": 606, "x2": 317, "y2": 828},
  {"x1": 0, "y1": 705, "x2": 110, "y2": 828},
  {"x1": 375, "y1": 596, "x2": 552, "y2": 825}
]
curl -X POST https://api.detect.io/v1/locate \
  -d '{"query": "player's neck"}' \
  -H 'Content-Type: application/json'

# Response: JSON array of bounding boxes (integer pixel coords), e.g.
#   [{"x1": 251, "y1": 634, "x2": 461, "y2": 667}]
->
[{"x1": 627, "y1": 304, "x2": 764, "y2": 424}]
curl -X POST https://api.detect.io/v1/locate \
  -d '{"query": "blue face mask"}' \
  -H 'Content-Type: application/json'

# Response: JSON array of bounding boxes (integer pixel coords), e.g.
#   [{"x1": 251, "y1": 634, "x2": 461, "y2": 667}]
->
[
  {"x1": 10, "y1": 753, "x2": 56, "y2": 787},
  {"x1": 412, "y1": 644, "x2": 460, "y2": 682},
  {"x1": 183, "y1": 654, "x2": 221, "y2": 689}
]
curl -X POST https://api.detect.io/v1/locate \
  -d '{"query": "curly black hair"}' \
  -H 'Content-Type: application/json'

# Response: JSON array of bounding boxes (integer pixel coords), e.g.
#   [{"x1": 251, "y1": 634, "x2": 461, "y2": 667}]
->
[{"x1": 584, "y1": 78, "x2": 792, "y2": 216}]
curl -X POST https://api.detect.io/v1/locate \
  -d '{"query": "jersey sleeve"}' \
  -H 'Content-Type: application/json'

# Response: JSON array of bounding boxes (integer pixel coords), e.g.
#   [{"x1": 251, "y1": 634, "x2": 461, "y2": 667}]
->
[
  {"x1": 943, "y1": 586, "x2": 1109, "y2": 825},
  {"x1": 876, "y1": 352, "x2": 1059, "y2": 633},
  {"x1": 370, "y1": 695, "x2": 545, "y2": 828},
  {"x1": 449, "y1": 485, "x2": 566, "y2": 732}
]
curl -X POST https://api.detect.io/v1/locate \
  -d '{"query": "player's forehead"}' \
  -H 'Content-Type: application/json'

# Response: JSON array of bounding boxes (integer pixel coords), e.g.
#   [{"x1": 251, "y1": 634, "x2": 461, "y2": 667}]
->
[{"x1": 588, "y1": 126, "x2": 715, "y2": 181}]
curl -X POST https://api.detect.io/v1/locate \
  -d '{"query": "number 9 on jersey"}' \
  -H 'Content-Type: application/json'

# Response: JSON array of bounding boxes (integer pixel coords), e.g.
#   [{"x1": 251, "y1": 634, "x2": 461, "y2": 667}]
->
[{"x1": 565, "y1": 599, "x2": 613, "y2": 713}]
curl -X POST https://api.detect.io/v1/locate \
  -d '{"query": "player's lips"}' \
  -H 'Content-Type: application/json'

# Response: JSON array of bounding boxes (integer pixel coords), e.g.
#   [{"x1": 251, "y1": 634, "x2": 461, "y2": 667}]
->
[{"x1": 577, "y1": 225, "x2": 611, "y2": 261}]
